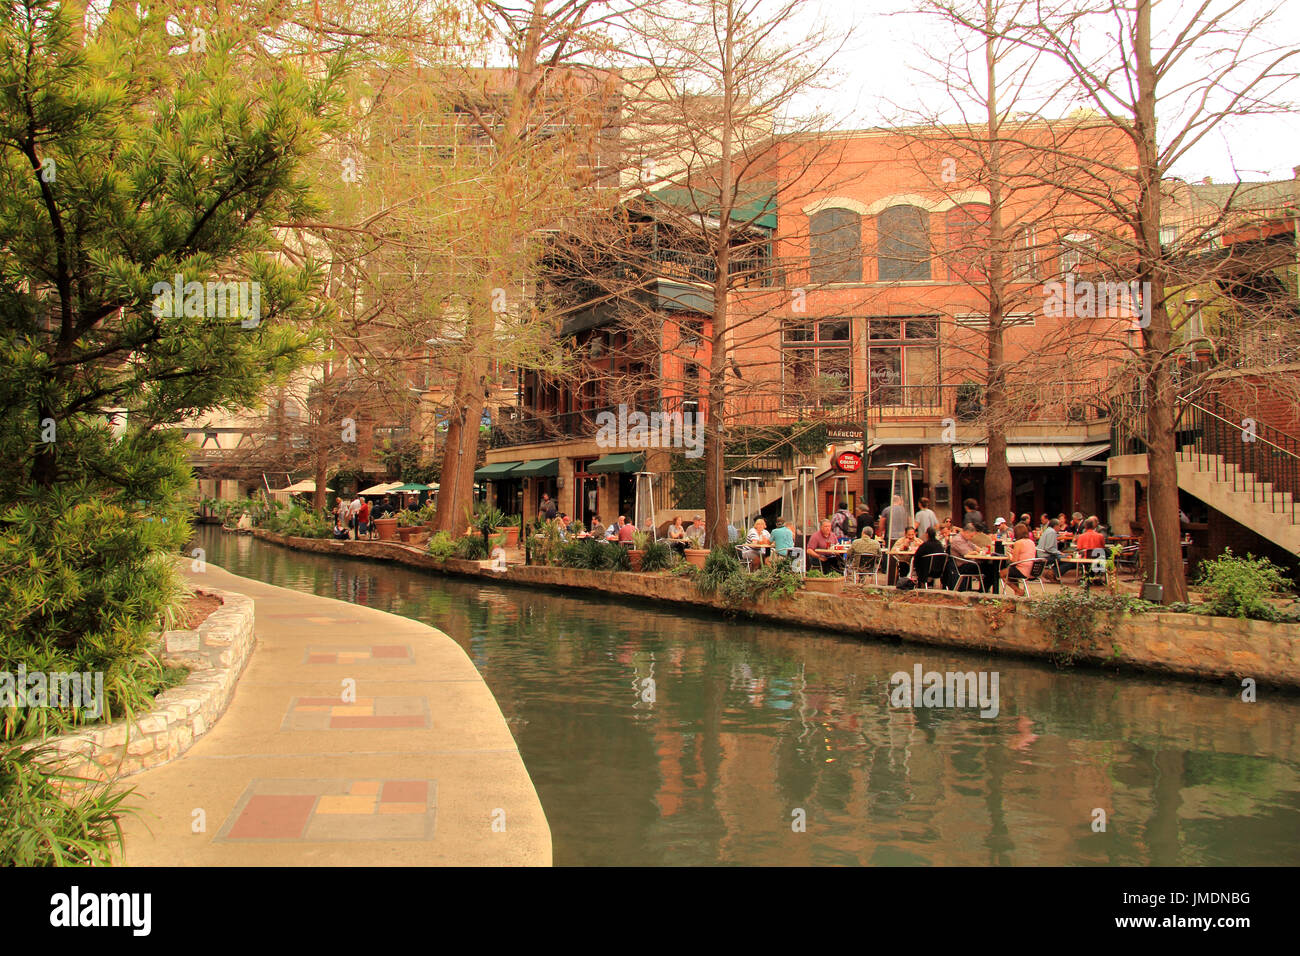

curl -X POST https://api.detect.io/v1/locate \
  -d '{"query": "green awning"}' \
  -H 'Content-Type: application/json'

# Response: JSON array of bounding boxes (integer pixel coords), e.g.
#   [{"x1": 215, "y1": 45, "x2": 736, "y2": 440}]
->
[
  {"x1": 512, "y1": 458, "x2": 559, "y2": 478},
  {"x1": 587, "y1": 453, "x2": 644, "y2": 474},
  {"x1": 475, "y1": 461, "x2": 522, "y2": 480}
]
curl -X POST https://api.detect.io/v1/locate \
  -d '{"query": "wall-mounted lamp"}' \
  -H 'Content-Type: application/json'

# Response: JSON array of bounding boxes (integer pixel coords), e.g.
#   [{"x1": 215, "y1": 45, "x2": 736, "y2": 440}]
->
[{"x1": 557, "y1": 476, "x2": 565, "y2": 489}]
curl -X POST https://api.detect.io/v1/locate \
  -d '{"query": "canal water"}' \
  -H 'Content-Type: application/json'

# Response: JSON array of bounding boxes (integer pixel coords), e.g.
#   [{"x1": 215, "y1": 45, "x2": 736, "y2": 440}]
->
[{"x1": 193, "y1": 526, "x2": 1300, "y2": 866}]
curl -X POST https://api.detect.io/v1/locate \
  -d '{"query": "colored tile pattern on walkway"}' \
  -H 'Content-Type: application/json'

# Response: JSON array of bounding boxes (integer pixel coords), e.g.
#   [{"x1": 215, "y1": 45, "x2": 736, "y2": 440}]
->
[
  {"x1": 282, "y1": 696, "x2": 431, "y2": 731},
  {"x1": 303, "y1": 644, "x2": 413, "y2": 665},
  {"x1": 218, "y1": 778, "x2": 437, "y2": 842}
]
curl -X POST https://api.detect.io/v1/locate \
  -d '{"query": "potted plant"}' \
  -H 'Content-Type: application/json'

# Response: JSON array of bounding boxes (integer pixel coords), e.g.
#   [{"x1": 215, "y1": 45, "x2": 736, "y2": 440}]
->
[
  {"x1": 802, "y1": 569, "x2": 844, "y2": 595},
  {"x1": 395, "y1": 508, "x2": 427, "y2": 541},
  {"x1": 373, "y1": 513, "x2": 399, "y2": 541},
  {"x1": 629, "y1": 531, "x2": 651, "y2": 572},
  {"x1": 495, "y1": 513, "x2": 521, "y2": 548},
  {"x1": 468, "y1": 504, "x2": 507, "y2": 555}
]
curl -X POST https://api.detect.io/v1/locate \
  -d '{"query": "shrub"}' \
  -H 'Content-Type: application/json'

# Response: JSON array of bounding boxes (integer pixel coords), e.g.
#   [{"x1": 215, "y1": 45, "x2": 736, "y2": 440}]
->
[
  {"x1": 600, "y1": 541, "x2": 631, "y2": 571},
  {"x1": 696, "y1": 546, "x2": 742, "y2": 596},
  {"x1": 640, "y1": 539, "x2": 676, "y2": 572},
  {"x1": 1024, "y1": 590, "x2": 1145, "y2": 665},
  {"x1": 0, "y1": 743, "x2": 136, "y2": 866},
  {"x1": 427, "y1": 531, "x2": 457, "y2": 559},
  {"x1": 0, "y1": 477, "x2": 192, "y2": 739},
  {"x1": 719, "y1": 556, "x2": 801, "y2": 605},
  {"x1": 454, "y1": 534, "x2": 489, "y2": 560},
  {"x1": 268, "y1": 504, "x2": 329, "y2": 538},
  {"x1": 1195, "y1": 549, "x2": 1290, "y2": 620}
]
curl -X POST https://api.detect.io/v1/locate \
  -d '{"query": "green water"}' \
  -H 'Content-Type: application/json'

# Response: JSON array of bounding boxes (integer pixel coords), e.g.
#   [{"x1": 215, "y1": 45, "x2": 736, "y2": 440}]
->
[{"x1": 193, "y1": 526, "x2": 1300, "y2": 866}]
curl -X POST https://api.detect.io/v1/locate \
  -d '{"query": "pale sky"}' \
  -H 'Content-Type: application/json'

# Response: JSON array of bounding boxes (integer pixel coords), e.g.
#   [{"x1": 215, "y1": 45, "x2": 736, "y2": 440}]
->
[{"x1": 781, "y1": 0, "x2": 1300, "y2": 184}]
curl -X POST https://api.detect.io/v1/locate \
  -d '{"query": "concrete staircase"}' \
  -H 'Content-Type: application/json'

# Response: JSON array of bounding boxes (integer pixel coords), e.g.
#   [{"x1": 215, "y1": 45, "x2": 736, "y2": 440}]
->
[{"x1": 1177, "y1": 445, "x2": 1300, "y2": 555}]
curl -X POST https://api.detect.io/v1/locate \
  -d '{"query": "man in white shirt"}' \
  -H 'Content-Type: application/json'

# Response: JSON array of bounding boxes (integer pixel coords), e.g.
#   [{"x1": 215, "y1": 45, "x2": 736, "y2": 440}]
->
[
  {"x1": 743, "y1": 518, "x2": 773, "y2": 567},
  {"x1": 914, "y1": 496, "x2": 938, "y2": 538}
]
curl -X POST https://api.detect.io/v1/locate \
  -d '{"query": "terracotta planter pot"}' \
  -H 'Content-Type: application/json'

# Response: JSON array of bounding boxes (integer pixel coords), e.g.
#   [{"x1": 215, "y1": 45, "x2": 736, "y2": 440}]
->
[
  {"x1": 802, "y1": 577, "x2": 844, "y2": 595},
  {"x1": 629, "y1": 550, "x2": 644, "y2": 572},
  {"x1": 373, "y1": 517, "x2": 398, "y2": 541},
  {"x1": 495, "y1": 526, "x2": 520, "y2": 548},
  {"x1": 684, "y1": 548, "x2": 709, "y2": 569}
]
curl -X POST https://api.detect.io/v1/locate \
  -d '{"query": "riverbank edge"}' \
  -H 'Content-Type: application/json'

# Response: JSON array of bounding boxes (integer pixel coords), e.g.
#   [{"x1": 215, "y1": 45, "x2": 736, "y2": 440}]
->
[
  {"x1": 250, "y1": 529, "x2": 1300, "y2": 689},
  {"x1": 29, "y1": 584, "x2": 255, "y2": 783}
]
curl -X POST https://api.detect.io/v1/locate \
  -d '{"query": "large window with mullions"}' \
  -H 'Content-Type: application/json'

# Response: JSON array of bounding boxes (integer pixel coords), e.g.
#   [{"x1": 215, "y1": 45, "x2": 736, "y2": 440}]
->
[
  {"x1": 782, "y1": 318, "x2": 852, "y2": 407},
  {"x1": 866, "y1": 317, "x2": 939, "y2": 407}
]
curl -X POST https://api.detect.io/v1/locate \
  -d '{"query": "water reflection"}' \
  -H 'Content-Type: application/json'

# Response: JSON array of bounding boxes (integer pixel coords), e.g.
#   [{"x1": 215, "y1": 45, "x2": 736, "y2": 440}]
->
[{"x1": 193, "y1": 526, "x2": 1300, "y2": 866}]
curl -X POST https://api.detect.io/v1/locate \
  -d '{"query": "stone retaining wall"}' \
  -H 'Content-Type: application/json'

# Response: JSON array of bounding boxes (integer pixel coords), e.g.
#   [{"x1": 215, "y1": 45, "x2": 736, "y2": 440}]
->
[
  {"x1": 36, "y1": 586, "x2": 256, "y2": 781},
  {"x1": 253, "y1": 529, "x2": 1300, "y2": 689}
]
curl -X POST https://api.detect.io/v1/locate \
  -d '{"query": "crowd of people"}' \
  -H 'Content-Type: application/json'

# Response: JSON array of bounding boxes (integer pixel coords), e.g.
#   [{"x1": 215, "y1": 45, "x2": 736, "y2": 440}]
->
[{"x1": 730, "y1": 494, "x2": 1125, "y2": 597}]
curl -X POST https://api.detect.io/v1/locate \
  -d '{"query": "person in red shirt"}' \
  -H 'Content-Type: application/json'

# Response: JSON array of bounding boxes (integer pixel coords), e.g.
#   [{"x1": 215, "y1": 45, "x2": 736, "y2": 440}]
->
[
  {"x1": 1074, "y1": 516, "x2": 1105, "y2": 554},
  {"x1": 616, "y1": 516, "x2": 636, "y2": 543},
  {"x1": 357, "y1": 498, "x2": 371, "y2": 539}
]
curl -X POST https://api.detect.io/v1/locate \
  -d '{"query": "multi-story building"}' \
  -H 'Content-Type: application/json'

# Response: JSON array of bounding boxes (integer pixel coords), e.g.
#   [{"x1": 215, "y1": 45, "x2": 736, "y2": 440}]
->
[{"x1": 485, "y1": 119, "x2": 1138, "y2": 527}]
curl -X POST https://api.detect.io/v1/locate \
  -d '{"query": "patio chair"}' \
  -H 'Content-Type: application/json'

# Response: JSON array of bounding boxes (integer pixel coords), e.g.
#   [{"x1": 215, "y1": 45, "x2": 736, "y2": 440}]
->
[
  {"x1": 1020, "y1": 558, "x2": 1048, "y2": 597},
  {"x1": 951, "y1": 555, "x2": 986, "y2": 593},
  {"x1": 1114, "y1": 544, "x2": 1141, "y2": 579},
  {"x1": 844, "y1": 551, "x2": 879, "y2": 585},
  {"x1": 777, "y1": 546, "x2": 805, "y2": 574},
  {"x1": 915, "y1": 553, "x2": 949, "y2": 589},
  {"x1": 736, "y1": 544, "x2": 758, "y2": 571}
]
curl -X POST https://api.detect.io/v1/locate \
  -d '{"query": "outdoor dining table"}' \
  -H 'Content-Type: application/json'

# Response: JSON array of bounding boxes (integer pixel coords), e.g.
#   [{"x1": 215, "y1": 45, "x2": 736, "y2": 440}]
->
[
  {"x1": 1056, "y1": 553, "x2": 1109, "y2": 585},
  {"x1": 964, "y1": 551, "x2": 1009, "y2": 593}
]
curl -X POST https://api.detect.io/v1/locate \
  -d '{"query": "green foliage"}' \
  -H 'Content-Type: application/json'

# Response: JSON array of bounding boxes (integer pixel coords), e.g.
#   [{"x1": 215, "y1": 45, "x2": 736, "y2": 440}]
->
[
  {"x1": 426, "y1": 531, "x2": 457, "y2": 559},
  {"x1": 454, "y1": 534, "x2": 489, "y2": 560},
  {"x1": 639, "y1": 538, "x2": 676, "y2": 572},
  {"x1": 696, "y1": 546, "x2": 743, "y2": 595},
  {"x1": 1195, "y1": 549, "x2": 1290, "y2": 620},
  {"x1": 0, "y1": 743, "x2": 135, "y2": 866},
  {"x1": 0, "y1": 2, "x2": 346, "y2": 746},
  {"x1": 718, "y1": 556, "x2": 801, "y2": 605},
  {"x1": 1024, "y1": 590, "x2": 1147, "y2": 665},
  {"x1": 600, "y1": 541, "x2": 631, "y2": 571},
  {"x1": 267, "y1": 504, "x2": 330, "y2": 538},
  {"x1": 396, "y1": 508, "x2": 430, "y2": 527},
  {"x1": 631, "y1": 530, "x2": 652, "y2": 550}
]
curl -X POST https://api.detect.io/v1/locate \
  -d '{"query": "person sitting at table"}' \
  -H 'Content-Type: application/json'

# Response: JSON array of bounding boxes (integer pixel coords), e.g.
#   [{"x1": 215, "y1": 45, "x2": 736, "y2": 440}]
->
[
  {"x1": 890, "y1": 526, "x2": 920, "y2": 578},
  {"x1": 1037, "y1": 517, "x2": 1063, "y2": 581},
  {"x1": 742, "y1": 518, "x2": 773, "y2": 567},
  {"x1": 969, "y1": 521, "x2": 993, "y2": 551},
  {"x1": 617, "y1": 515, "x2": 636, "y2": 544},
  {"x1": 554, "y1": 513, "x2": 571, "y2": 540},
  {"x1": 808, "y1": 519, "x2": 842, "y2": 573},
  {"x1": 850, "y1": 524, "x2": 882, "y2": 561},
  {"x1": 945, "y1": 524, "x2": 979, "y2": 589},
  {"x1": 667, "y1": 516, "x2": 689, "y2": 551},
  {"x1": 687, "y1": 515, "x2": 706, "y2": 547},
  {"x1": 590, "y1": 515, "x2": 603, "y2": 535},
  {"x1": 1074, "y1": 516, "x2": 1105, "y2": 554},
  {"x1": 770, "y1": 517, "x2": 802, "y2": 570},
  {"x1": 1002, "y1": 523, "x2": 1038, "y2": 597},
  {"x1": 911, "y1": 527, "x2": 948, "y2": 587}
]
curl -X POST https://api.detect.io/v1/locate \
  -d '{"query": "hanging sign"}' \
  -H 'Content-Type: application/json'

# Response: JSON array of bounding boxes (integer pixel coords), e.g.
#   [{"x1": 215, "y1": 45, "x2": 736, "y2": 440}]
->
[{"x1": 833, "y1": 450, "x2": 863, "y2": 473}]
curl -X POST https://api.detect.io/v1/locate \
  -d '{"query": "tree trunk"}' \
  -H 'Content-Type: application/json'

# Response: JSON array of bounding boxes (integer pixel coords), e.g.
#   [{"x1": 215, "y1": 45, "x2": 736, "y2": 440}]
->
[{"x1": 432, "y1": 354, "x2": 487, "y2": 533}]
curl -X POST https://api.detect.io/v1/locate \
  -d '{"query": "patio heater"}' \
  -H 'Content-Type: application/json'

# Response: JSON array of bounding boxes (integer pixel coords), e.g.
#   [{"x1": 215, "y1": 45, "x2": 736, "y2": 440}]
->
[
  {"x1": 794, "y1": 464, "x2": 818, "y2": 539},
  {"x1": 633, "y1": 471, "x2": 658, "y2": 539},
  {"x1": 886, "y1": 461, "x2": 918, "y2": 546},
  {"x1": 779, "y1": 476, "x2": 796, "y2": 527},
  {"x1": 745, "y1": 477, "x2": 764, "y2": 530},
  {"x1": 728, "y1": 477, "x2": 745, "y2": 541}
]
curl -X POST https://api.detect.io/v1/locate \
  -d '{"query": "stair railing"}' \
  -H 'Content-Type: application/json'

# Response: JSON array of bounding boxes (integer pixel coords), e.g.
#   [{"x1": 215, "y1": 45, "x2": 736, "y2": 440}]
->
[{"x1": 1182, "y1": 396, "x2": 1300, "y2": 524}]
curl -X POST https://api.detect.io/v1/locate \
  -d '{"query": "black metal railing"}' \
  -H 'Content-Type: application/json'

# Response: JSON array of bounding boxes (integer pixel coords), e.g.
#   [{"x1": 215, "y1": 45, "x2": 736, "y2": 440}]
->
[{"x1": 1180, "y1": 394, "x2": 1300, "y2": 524}]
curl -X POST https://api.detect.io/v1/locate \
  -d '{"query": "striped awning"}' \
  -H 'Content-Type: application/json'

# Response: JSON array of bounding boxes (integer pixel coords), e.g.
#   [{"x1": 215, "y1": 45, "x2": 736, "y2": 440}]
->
[{"x1": 953, "y1": 443, "x2": 1111, "y2": 467}]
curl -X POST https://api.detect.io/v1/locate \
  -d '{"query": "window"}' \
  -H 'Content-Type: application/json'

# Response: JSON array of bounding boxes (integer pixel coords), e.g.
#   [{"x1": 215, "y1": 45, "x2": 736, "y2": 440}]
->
[
  {"x1": 864, "y1": 316, "x2": 939, "y2": 407},
  {"x1": 955, "y1": 312, "x2": 1035, "y2": 329},
  {"x1": 945, "y1": 203, "x2": 990, "y2": 283},
  {"x1": 1060, "y1": 232, "x2": 1093, "y2": 275},
  {"x1": 1009, "y1": 226, "x2": 1037, "y2": 282},
  {"x1": 809, "y1": 208, "x2": 862, "y2": 283},
  {"x1": 878, "y1": 204, "x2": 931, "y2": 281},
  {"x1": 782, "y1": 319, "x2": 852, "y2": 406}
]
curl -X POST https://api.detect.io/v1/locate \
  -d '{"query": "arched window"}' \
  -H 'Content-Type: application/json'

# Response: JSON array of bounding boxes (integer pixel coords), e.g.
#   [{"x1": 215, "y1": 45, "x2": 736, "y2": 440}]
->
[
  {"x1": 877, "y1": 204, "x2": 931, "y2": 281},
  {"x1": 945, "y1": 203, "x2": 990, "y2": 284},
  {"x1": 809, "y1": 207, "x2": 862, "y2": 283}
]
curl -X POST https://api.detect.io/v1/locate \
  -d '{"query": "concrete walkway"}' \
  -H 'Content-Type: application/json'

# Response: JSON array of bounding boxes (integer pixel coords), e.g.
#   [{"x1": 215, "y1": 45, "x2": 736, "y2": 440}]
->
[{"x1": 119, "y1": 563, "x2": 551, "y2": 866}]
